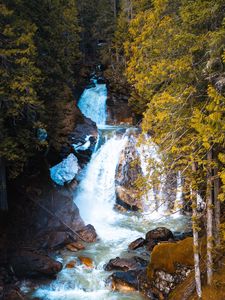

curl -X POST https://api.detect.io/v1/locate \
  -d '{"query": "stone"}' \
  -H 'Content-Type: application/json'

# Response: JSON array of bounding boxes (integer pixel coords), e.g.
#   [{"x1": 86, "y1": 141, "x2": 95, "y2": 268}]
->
[
  {"x1": 147, "y1": 238, "x2": 194, "y2": 280},
  {"x1": 50, "y1": 154, "x2": 79, "y2": 186},
  {"x1": 68, "y1": 116, "x2": 98, "y2": 166},
  {"x1": 9, "y1": 249, "x2": 62, "y2": 278},
  {"x1": 115, "y1": 135, "x2": 143, "y2": 211},
  {"x1": 146, "y1": 240, "x2": 158, "y2": 252},
  {"x1": 65, "y1": 260, "x2": 76, "y2": 269},
  {"x1": 128, "y1": 238, "x2": 146, "y2": 250},
  {"x1": 66, "y1": 242, "x2": 85, "y2": 252},
  {"x1": 145, "y1": 227, "x2": 174, "y2": 243},
  {"x1": 105, "y1": 256, "x2": 148, "y2": 272},
  {"x1": 77, "y1": 224, "x2": 97, "y2": 243},
  {"x1": 110, "y1": 270, "x2": 142, "y2": 292},
  {"x1": 40, "y1": 231, "x2": 72, "y2": 250},
  {"x1": 78, "y1": 257, "x2": 93, "y2": 268}
]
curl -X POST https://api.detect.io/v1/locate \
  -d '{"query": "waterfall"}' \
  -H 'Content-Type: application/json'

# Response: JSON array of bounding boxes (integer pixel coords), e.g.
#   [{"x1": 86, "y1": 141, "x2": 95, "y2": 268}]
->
[
  {"x1": 29, "y1": 78, "x2": 191, "y2": 300},
  {"x1": 75, "y1": 133, "x2": 128, "y2": 239},
  {"x1": 78, "y1": 82, "x2": 107, "y2": 126}
]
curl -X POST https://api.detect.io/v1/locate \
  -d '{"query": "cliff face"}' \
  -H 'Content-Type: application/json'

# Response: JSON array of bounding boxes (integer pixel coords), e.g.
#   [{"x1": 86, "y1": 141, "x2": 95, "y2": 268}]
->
[
  {"x1": 107, "y1": 91, "x2": 134, "y2": 125},
  {"x1": 115, "y1": 134, "x2": 143, "y2": 211}
]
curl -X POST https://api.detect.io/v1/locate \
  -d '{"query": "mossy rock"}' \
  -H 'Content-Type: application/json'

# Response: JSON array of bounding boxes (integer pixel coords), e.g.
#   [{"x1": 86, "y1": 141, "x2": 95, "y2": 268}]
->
[{"x1": 147, "y1": 237, "x2": 195, "y2": 280}]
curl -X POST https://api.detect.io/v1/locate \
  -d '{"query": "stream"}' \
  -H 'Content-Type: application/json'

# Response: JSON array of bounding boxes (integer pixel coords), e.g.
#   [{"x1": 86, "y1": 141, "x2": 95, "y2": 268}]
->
[{"x1": 22, "y1": 79, "x2": 191, "y2": 300}]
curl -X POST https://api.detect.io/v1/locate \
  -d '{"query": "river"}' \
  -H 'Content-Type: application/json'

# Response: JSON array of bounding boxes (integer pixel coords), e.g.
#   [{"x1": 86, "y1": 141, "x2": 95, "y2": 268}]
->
[{"x1": 22, "y1": 79, "x2": 191, "y2": 300}]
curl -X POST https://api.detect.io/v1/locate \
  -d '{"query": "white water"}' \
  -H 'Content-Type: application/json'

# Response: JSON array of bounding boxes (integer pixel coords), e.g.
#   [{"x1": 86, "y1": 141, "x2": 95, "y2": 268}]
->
[
  {"x1": 75, "y1": 134, "x2": 128, "y2": 239},
  {"x1": 78, "y1": 81, "x2": 107, "y2": 126},
  {"x1": 26, "y1": 80, "x2": 191, "y2": 300}
]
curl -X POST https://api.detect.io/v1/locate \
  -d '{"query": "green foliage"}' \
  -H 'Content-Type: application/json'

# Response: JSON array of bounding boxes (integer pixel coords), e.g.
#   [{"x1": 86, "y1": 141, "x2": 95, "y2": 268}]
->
[
  {"x1": 0, "y1": 0, "x2": 81, "y2": 177},
  {"x1": 0, "y1": 3, "x2": 44, "y2": 177}
]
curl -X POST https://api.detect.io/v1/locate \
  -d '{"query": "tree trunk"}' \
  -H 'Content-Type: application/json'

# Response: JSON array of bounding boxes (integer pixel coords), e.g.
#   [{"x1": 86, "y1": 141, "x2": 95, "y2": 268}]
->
[
  {"x1": 214, "y1": 161, "x2": 220, "y2": 246},
  {"x1": 192, "y1": 162, "x2": 202, "y2": 298},
  {"x1": 206, "y1": 149, "x2": 213, "y2": 285},
  {"x1": 0, "y1": 157, "x2": 8, "y2": 211},
  {"x1": 112, "y1": 0, "x2": 117, "y2": 18}
]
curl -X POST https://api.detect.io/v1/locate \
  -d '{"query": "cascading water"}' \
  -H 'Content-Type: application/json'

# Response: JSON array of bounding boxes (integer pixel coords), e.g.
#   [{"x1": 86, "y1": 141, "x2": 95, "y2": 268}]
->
[
  {"x1": 75, "y1": 134, "x2": 128, "y2": 238},
  {"x1": 78, "y1": 80, "x2": 107, "y2": 126},
  {"x1": 26, "y1": 79, "x2": 191, "y2": 300}
]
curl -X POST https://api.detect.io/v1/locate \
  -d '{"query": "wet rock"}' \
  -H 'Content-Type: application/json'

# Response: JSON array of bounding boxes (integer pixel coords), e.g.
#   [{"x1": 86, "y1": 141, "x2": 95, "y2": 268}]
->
[
  {"x1": 78, "y1": 257, "x2": 93, "y2": 268},
  {"x1": 3, "y1": 286, "x2": 25, "y2": 300},
  {"x1": 128, "y1": 238, "x2": 146, "y2": 250},
  {"x1": 145, "y1": 227, "x2": 174, "y2": 243},
  {"x1": 77, "y1": 224, "x2": 97, "y2": 243},
  {"x1": 68, "y1": 117, "x2": 98, "y2": 166},
  {"x1": 65, "y1": 260, "x2": 76, "y2": 269},
  {"x1": 115, "y1": 135, "x2": 143, "y2": 211},
  {"x1": 66, "y1": 242, "x2": 85, "y2": 252},
  {"x1": 39, "y1": 231, "x2": 72, "y2": 250},
  {"x1": 9, "y1": 249, "x2": 62, "y2": 278},
  {"x1": 110, "y1": 270, "x2": 142, "y2": 292},
  {"x1": 105, "y1": 256, "x2": 148, "y2": 272},
  {"x1": 146, "y1": 240, "x2": 158, "y2": 252}
]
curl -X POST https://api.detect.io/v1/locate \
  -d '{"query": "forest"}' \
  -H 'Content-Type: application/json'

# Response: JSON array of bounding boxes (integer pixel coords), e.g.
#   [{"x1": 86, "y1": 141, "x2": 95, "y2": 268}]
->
[{"x1": 1, "y1": 1, "x2": 225, "y2": 300}]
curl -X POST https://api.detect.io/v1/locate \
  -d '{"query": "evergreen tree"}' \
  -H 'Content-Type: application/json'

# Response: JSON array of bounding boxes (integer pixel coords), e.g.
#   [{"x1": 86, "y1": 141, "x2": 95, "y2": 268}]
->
[{"x1": 0, "y1": 2, "x2": 44, "y2": 178}]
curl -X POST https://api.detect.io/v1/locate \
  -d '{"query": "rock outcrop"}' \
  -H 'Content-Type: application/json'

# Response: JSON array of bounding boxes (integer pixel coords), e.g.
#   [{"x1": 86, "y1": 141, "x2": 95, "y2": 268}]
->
[
  {"x1": 115, "y1": 134, "x2": 143, "y2": 211},
  {"x1": 77, "y1": 224, "x2": 97, "y2": 243},
  {"x1": 147, "y1": 237, "x2": 194, "y2": 280},
  {"x1": 68, "y1": 115, "x2": 98, "y2": 166},
  {"x1": 107, "y1": 92, "x2": 134, "y2": 125},
  {"x1": 9, "y1": 249, "x2": 62, "y2": 278}
]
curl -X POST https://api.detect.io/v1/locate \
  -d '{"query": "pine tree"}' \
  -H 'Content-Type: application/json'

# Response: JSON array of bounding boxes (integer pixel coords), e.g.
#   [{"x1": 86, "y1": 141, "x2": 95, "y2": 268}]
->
[{"x1": 0, "y1": 2, "x2": 44, "y2": 178}]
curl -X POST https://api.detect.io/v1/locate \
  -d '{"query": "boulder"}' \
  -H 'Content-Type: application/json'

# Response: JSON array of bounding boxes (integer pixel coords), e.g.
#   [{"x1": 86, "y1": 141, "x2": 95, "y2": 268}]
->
[
  {"x1": 147, "y1": 237, "x2": 194, "y2": 280},
  {"x1": 9, "y1": 250, "x2": 62, "y2": 278},
  {"x1": 66, "y1": 242, "x2": 85, "y2": 252},
  {"x1": 78, "y1": 256, "x2": 93, "y2": 268},
  {"x1": 105, "y1": 256, "x2": 148, "y2": 272},
  {"x1": 77, "y1": 224, "x2": 97, "y2": 243},
  {"x1": 50, "y1": 154, "x2": 79, "y2": 186},
  {"x1": 128, "y1": 238, "x2": 146, "y2": 250},
  {"x1": 145, "y1": 227, "x2": 174, "y2": 243},
  {"x1": 110, "y1": 270, "x2": 142, "y2": 292},
  {"x1": 65, "y1": 260, "x2": 76, "y2": 269},
  {"x1": 38, "y1": 231, "x2": 72, "y2": 250},
  {"x1": 68, "y1": 116, "x2": 98, "y2": 166},
  {"x1": 33, "y1": 189, "x2": 85, "y2": 239},
  {"x1": 146, "y1": 240, "x2": 158, "y2": 252}
]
